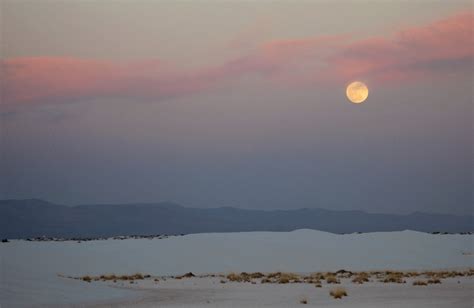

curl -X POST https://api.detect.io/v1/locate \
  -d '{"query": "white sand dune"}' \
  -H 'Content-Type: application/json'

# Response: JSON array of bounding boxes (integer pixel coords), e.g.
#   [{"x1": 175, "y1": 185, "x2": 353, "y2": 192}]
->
[{"x1": 1, "y1": 230, "x2": 472, "y2": 307}]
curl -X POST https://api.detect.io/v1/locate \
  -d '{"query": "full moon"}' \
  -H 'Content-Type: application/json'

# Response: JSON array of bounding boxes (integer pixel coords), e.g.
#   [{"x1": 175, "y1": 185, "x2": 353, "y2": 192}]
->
[{"x1": 346, "y1": 81, "x2": 369, "y2": 104}]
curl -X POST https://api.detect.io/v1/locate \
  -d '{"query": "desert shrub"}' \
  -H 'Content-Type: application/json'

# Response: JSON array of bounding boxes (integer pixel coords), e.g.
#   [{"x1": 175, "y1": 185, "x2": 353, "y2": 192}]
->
[
  {"x1": 279, "y1": 277, "x2": 290, "y2": 284},
  {"x1": 405, "y1": 272, "x2": 420, "y2": 277},
  {"x1": 335, "y1": 269, "x2": 353, "y2": 278},
  {"x1": 181, "y1": 272, "x2": 195, "y2": 278},
  {"x1": 132, "y1": 273, "x2": 144, "y2": 280},
  {"x1": 100, "y1": 274, "x2": 117, "y2": 281},
  {"x1": 413, "y1": 280, "x2": 428, "y2": 286},
  {"x1": 309, "y1": 273, "x2": 325, "y2": 280},
  {"x1": 267, "y1": 272, "x2": 282, "y2": 278},
  {"x1": 428, "y1": 278, "x2": 441, "y2": 284},
  {"x1": 261, "y1": 278, "x2": 272, "y2": 283},
  {"x1": 250, "y1": 272, "x2": 265, "y2": 279},
  {"x1": 227, "y1": 272, "x2": 247, "y2": 282},
  {"x1": 326, "y1": 275, "x2": 340, "y2": 284},
  {"x1": 382, "y1": 273, "x2": 405, "y2": 284},
  {"x1": 329, "y1": 287, "x2": 347, "y2": 299},
  {"x1": 226, "y1": 273, "x2": 239, "y2": 282},
  {"x1": 352, "y1": 272, "x2": 369, "y2": 284}
]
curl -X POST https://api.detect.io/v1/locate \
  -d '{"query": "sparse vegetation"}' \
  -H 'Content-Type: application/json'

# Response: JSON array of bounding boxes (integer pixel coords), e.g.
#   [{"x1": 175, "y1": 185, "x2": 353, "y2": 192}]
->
[
  {"x1": 261, "y1": 278, "x2": 272, "y2": 283},
  {"x1": 226, "y1": 272, "x2": 249, "y2": 282},
  {"x1": 329, "y1": 287, "x2": 347, "y2": 299},
  {"x1": 249, "y1": 272, "x2": 265, "y2": 279},
  {"x1": 78, "y1": 273, "x2": 150, "y2": 283},
  {"x1": 73, "y1": 269, "x2": 471, "y2": 288},
  {"x1": 352, "y1": 272, "x2": 370, "y2": 284},
  {"x1": 427, "y1": 278, "x2": 441, "y2": 284},
  {"x1": 326, "y1": 275, "x2": 340, "y2": 284},
  {"x1": 413, "y1": 280, "x2": 428, "y2": 286},
  {"x1": 99, "y1": 274, "x2": 117, "y2": 281},
  {"x1": 179, "y1": 272, "x2": 195, "y2": 279},
  {"x1": 381, "y1": 272, "x2": 405, "y2": 284}
]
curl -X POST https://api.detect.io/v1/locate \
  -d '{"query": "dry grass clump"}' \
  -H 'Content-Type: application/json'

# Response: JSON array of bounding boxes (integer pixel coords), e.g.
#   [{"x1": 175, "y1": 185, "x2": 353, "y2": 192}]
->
[
  {"x1": 176, "y1": 272, "x2": 195, "y2": 279},
  {"x1": 79, "y1": 273, "x2": 150, "y2": 283},
  {"x1": 351, "y1": 272, "x2": 370, "y2": 284},
  {"x1": 249, "y1": 272, "x2": 265, "y2": 279},
  {"x1": 303, "y1": 273, "x2": 324, "y2": 284},
  {"x1": 312, "y1": 273, "x2": 326, "y2": 280},
  {"x1": 99, "y1": 274, "x2": 117, "y2": 281},
  {"x1": 226, "y1": 272, "x2": 244, "y2": 282},
  {"x1": 116, "y1": 273, "x2": 146, "y2": 280},
  {"x1": 381, "y1": 272, "x2": 405, "y2": 284},
  {"x1": 405, "y1": 271, "x2": 420, "y2": 278},
  {"x1": 427, "y1": 278, "x2": 441, "y2": 284},
  {"x1": 278, "y1": 277, "x2": 290, "y2": 284},
  {"x1": 130, "y1": 273, "x2": 145, "y2": 280},
  {"x1": 325, "y1": 275, "x2": 340, "y2": 284},
  {"x1": 329, "y1": 287, "x2": 348, "y2": 299},
  {"x1": 335, "y1": 269, "x2": 353, "y2": 278},
  {"x1": 423, "y1": 270, "x2": 465, "y2": 279},
  {"x1": 258, "y1": 272, "x2": 301, "y2": 284},
  {"x1": 267, "y1": 272, "x2": 282, "y2": 279},
  {"x1": 226, "y1": 272, "x2": 249, "y2": 282},
  {"x1": 413, "y1": 280, "x2": 428, "y2": 286}
]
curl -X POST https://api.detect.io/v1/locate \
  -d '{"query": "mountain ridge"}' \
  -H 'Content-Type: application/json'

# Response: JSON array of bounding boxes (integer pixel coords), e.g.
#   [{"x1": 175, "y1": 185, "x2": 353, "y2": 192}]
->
[{"x1": 0, "y1": 199, "x2": 472, "y2": 238}]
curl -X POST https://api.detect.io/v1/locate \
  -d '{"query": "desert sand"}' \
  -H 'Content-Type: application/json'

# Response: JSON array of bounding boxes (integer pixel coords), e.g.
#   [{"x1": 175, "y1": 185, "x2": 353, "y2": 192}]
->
[{"x1": 90, "y1": 275, "x2": 473, "y2": 308}]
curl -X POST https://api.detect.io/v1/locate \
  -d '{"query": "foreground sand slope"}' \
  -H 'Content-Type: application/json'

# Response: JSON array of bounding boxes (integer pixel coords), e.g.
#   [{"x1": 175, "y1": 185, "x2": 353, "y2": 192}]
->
[{"x1": 91, "y1": 276, "x2": 473, "y2": 308}]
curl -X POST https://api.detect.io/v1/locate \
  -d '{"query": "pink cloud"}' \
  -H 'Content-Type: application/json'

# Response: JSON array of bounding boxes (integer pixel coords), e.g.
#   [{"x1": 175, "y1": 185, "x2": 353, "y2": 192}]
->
[
  {"x1": 1, "y1": 57, "x2": 214, "y2": 106},
  {"x1": 224, "y1": 10, "x2": 473, "y2": 85},
  {"x1": 327, "y1": 11, "x2": 473, "y2": 84},
  {"x1": 1, "y1": 11, "x2": 472, "y2": 108}
]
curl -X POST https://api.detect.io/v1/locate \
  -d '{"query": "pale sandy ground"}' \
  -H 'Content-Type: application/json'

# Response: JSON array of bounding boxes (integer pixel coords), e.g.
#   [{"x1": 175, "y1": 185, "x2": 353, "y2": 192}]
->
[{"x1": 89, "y1": 276, "x2": 473, "y2": 308}]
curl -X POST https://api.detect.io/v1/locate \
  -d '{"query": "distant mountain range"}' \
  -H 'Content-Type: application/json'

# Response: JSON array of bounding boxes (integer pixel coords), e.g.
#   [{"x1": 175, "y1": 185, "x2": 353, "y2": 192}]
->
[{"x1": 0, "y1": 199, "x2": 472, "y2": 238}]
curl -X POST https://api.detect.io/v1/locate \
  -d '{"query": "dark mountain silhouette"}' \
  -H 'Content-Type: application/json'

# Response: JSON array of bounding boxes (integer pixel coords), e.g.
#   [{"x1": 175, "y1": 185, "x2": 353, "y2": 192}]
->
[{"x1": 0, "y1": 199, "x2": 472, "y2": 238}]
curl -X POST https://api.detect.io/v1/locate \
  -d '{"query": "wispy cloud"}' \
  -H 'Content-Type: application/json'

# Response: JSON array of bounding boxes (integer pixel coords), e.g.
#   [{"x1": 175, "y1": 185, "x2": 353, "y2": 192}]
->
[
  {"x1": 1, "y1": 57, "x2": 216, "y2": 106},
  {"x1": 327, "y1": 10, "x2": 473, "y2": 83},
  {"x1": 1, "y1": 11, "x2": 472, "y2": 109}
]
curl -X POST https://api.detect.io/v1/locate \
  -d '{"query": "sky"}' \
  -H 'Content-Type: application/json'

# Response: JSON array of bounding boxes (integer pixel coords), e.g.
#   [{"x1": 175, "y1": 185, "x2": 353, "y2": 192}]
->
[{"x1": 0, "y1": 0, "x2": 472, "y2": 215}]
